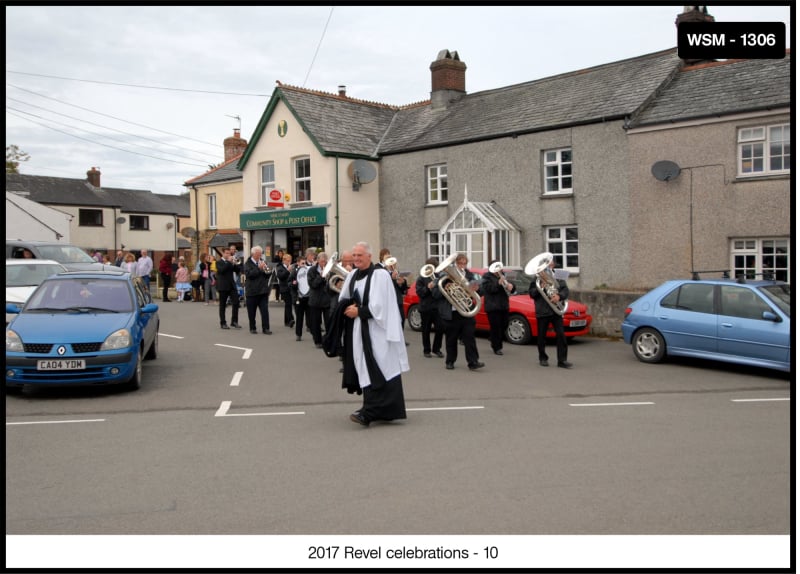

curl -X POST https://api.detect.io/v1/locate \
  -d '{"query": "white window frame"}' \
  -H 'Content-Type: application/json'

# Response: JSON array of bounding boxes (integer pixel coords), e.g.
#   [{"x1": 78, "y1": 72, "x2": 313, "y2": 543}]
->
[
  {"x1": 543, "y1": 148, "x2": 573, "y2": 194},
  {"x1": 426, "y1": 164, "x2": 448, "y2": 204},
  {"x1": 737, "y1": 123, "x2": 790, "y2": 177},
  {"x1": 426, "y1": 231, "x2": 443, "y2": 262},
  {"x1": 260, "y1": 162, "x2": 276, "y2": 206},
  {"x1": 544, "y1": 225, "x2": 579, "y2": 272},
  {"x1": 294, "y1": 157, "x2": 311, "y2": 202},
  {"x1": 731, "y1": 237, "x2": 789, "y2": 282},
  {"x1": 208, "y1": 194, "x2": 217, "y2": 229}
]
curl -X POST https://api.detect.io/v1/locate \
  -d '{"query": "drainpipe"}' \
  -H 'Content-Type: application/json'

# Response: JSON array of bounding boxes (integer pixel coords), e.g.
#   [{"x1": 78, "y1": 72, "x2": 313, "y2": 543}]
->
[{"x1": 335, "y1": 156, "x2": 340, "y2": 253}]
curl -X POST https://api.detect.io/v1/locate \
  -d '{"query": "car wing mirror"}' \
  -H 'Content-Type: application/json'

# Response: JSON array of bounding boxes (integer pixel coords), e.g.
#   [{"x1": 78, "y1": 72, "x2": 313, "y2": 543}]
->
[
  {"x1": 762, "y1": 311, "x2": 781, "y2": 322},
  {"x1": 6, "y1": 303, "x2": 21, "y2": 314}
]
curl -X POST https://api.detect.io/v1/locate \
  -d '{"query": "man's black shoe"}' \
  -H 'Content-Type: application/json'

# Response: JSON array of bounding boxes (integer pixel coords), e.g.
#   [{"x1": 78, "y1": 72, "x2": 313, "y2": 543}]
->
[
  {"x1": 445, "y1": 362, "x2": 455, "y2": 370},
  {"x1": 289, "y1": 320, "x2": 295, "y2": 327},
  {"x1": 350, "y1": 413, "x2": 370, "y2": 426},
  {"x1": 557, "y1": 361, "x2": 573, "y2": 369},
  {"x1": 250, "y1": 329, "x2": 257, "y2": 334},
  {"x1": 494, "y1": 350, "x2": 504, "y2": 356},
  {"x1": 539, "y1": 360, "x2": 549, "y2": 367},
  {"x1": 315, "y1": 343, "x2": 323, "y2": 349},
  {"x1": 434, "y1": 351, "x2": 444, "y2": 358},
  {"x1": 263, "y1": 330, "x2": 272, "y2": 335},
  {"x1": 296, "y1": 336, "x2": 302, "y2": 341},
  {"x1": 231, "y1": 323, "x2": 242, "y2": 329},
  {"x1": 468, "y1": 361, "x2": 485, "y2": 371},
  {"x1": 221, "y1": 324, "x2": 230, "y2": 330},
  {"x1": 424, "y1": 352, "x2": 432, "y2": 358}
]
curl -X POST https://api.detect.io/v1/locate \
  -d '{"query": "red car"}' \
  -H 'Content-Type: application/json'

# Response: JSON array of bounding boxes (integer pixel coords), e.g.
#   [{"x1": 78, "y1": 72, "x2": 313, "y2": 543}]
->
[{"x1": 403, "y1": 268, "x2": 592, "y2": 345}]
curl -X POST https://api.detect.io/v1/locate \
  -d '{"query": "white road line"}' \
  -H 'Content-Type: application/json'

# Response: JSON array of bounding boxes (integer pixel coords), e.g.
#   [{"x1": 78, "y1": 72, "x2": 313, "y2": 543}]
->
[
  {"x1": 731, "y1": 398, "x2": 790, "y2": 403},
  {"x1": 215, "y1": 401, "x2": 304, "y2": 417},
  {"x1": 408, "y1": 406, "x2": 484, "y2": 412},
  {"x1": 158, "y1": 333, "x2": 183, "y2": 339},
  {"x1": 230, "y1": 371, "x2": 244, "y2": 387},
  {"x1": 214, "y1": 344, "x2": 252, "y2": 359},
  {"x1": 7, "y1": 419, "x2": 105, "y2": 426},
  {"x1": 569, "y1": 402, "x2": 655, "y2": 407}
]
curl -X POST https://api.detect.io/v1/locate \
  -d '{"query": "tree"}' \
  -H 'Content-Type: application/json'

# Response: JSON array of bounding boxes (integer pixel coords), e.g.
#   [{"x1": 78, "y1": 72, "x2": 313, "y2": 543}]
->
[{"x1": 6, "y1": 145, "x2": 30, "y2": 173}]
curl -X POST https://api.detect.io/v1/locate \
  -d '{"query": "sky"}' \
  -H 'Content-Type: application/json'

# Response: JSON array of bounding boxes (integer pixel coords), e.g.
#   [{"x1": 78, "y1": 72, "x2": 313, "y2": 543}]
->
[{"x1": 5, "y1": 4, "x2": 793, "y2": 196}]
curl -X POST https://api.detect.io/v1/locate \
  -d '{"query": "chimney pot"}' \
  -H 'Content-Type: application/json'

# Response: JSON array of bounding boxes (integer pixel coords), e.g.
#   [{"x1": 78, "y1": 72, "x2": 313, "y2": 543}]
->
[{"x1": 338, "y1": 85, "x2": 346, "y2": 97}]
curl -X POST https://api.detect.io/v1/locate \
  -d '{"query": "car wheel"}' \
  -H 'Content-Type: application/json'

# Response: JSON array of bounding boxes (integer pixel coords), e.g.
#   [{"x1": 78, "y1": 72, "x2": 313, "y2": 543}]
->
[
  {"x1": 506, "y1": 313, "x2": 532, "y2": 345},
  {"x1": 144, "y1": 329, "x2": 158, "y2": 360},
  {"x1": 407, "y1": 304, "x2": 422, "y2": 331},
  {"x1": 127, "y1": 348, "x2": 142, "y2": 390},
  {"x1": 632, "y1": 327, "x2": 666, "y2": 363}
]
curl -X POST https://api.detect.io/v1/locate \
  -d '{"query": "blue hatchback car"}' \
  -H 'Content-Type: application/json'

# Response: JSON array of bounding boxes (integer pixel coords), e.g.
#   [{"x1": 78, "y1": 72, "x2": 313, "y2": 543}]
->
[
  {"x1": 622, "y1": 277, "x2": 791, "y2": 373},
  {"x1": 6, "y1": 269, "x2": 159, "y2": 391}
]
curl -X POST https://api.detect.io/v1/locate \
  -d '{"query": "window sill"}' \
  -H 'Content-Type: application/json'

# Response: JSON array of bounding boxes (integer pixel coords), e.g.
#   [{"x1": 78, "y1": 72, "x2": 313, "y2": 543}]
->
[
  {"x1": 425, "y1": 201, "x2": 448, "y2": 207},
  {"x1": 542, "y1": 191, "x2": 573, "y2": 198},
  {"x1": 733, "y1": 173, "x2": 790, "y2": 183}
]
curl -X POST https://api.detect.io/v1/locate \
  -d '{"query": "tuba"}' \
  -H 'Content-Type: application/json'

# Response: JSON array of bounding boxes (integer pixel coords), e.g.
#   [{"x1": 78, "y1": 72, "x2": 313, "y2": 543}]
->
[
  {"x1": 321, "y1": 252, "x2": 349, "y2": 293},
  {"x1": 524, "y1": 252, "x2": 567, "y2": 315},
  {"x1": 434, "y1": 253, "x2": 482, "y2": 317}
]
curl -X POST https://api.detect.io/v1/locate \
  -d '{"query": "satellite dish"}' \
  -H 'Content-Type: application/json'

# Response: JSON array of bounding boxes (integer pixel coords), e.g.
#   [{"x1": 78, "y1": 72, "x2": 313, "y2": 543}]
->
[
  {"x1": 181, "y1": 227, "x2": 196, "y2": 238},
  {"x1": 651, "y1": 160, "x2": 682, "y2": 182},
  {"x1": 116, "y1": 217, "x2": 126, "y2": 224},
  {"x1": 347, "y1": 159, "x2": 377, "y2": 185}
]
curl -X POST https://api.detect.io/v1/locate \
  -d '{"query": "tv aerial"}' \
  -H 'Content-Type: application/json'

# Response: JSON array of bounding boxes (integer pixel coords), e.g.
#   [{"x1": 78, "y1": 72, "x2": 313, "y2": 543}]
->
[{"x1": 225, "y1": 114, "x2": 241, "y2": 130}]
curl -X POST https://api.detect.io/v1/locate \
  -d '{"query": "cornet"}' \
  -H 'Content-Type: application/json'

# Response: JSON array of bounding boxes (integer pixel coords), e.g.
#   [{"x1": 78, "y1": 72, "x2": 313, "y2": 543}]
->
[
  {"x1": 489, "y1": 261, "x2": 512, "y2": 292},
  {"x1": 434, "y1": 253, "x2": 482, "y2": 317},
  {"x1": 321, "y1": 251, "x2": 349, "y2": 293}
]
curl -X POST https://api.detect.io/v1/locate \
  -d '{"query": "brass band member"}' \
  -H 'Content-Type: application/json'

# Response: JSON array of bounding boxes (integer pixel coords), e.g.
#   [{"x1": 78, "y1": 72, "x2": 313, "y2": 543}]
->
[
  {"x1": 242, "y1": 245, "x2": 272, "y2": 334},
  {"x1": 417, "y1": 257, "x2": 444, "y2": 358},
  {"x1": 528, "y1": 258, "x2": 572, "y2": 368},
  {"x1": 481, "y1": 260, "x2": 516, "y2": 356}
]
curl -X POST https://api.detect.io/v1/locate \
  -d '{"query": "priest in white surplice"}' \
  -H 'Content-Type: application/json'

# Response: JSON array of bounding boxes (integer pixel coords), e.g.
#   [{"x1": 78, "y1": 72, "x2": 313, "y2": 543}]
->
[{"x1": 337, "y1": 241, "x2": 409, "y2": 426}]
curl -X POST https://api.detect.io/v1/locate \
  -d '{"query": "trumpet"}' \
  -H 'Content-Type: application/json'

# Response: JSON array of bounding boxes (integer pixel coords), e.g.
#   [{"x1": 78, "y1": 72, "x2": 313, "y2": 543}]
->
[
  {"x1": 434, "y1": 253, "x2": 482, "y2": 317},
  {"x1": 322, "y1": 251, "x2": 349, "y2": 293}
]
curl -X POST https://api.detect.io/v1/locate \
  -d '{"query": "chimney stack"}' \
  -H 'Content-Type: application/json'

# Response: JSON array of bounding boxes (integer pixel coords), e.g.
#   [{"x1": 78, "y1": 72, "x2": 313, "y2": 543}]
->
[
  {"x1": 430, "y1": 49, "x2": 466, "y2": 110},
  {"x1": 86, "y1": 166, "x2": 101, "y2": 188},
  {"x1": 223, "y1": 128, "x2": 248, "y2": 162},
  {"x1": 676, "y1": 6, "x2": 716, "y2": 65},
  {"x1": 338, "y1": 85, "x2": 347, "y2": 97}
]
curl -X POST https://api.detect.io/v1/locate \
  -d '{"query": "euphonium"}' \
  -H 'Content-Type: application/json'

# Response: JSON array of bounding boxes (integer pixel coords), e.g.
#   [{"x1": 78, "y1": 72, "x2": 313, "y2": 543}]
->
[
  {"x1": 524, "y1": 251, "x2": 567, "y2": 315},
  {"x1": 383, "y1": 256, "x2": 398, "y2": 272},
  {"x1": 434, "y1": 253, "x2": 482, "y2": 317},
  {"x1": 321, "y1": 251, "x2": 348, "y2": 293}
]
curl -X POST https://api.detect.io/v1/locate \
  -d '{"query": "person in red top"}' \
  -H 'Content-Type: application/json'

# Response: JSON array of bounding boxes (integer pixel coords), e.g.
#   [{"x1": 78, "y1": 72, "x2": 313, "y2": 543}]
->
[{"x1": 158, "y1": 253, "x2": 174, "y2": 302}]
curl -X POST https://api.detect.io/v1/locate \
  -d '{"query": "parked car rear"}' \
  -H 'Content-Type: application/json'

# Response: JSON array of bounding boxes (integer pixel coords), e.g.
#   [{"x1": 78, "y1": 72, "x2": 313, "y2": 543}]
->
[{"x1": 6, "y1": 239, "x2": 105, "y2": 271}]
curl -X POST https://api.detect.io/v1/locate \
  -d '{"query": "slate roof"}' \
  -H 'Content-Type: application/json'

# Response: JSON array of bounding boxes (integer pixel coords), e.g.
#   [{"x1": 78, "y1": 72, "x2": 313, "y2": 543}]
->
[
  {"x1": 242, "y1": 48, "x2": 685, "y2": 164},
  {"x1": 5, "y1": 172, "x2": 188, "y2": 216},
  {"x1": 184, "y1": 154, "x2": 243, "y2": 186},
  {"x1": 379, "y1": 49, "x2": 682, "y2": 154},
  {"x1": 630, "y1": 54, "x2": 792, "y2": 127}
]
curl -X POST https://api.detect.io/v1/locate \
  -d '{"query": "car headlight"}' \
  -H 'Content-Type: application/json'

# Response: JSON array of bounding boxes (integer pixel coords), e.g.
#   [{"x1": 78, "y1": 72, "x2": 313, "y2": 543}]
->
[
  {"x1": 6, "y1": 329, "x2": 23, "y2": 352},
  {"x1": 101, "y1": 328, "x2": 132, "y2": 350}
]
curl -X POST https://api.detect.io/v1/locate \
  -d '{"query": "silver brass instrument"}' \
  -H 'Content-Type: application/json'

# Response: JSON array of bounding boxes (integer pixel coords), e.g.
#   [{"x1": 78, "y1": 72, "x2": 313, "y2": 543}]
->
[
  {"x1": 419, "y1": 263, "x2": 436, "y2": 283},
  {"x1": 434, "y1": 252, "x2": 482, "y2": 317},
  {"x1": 524, "y1": 251, "x2": 567, "y2": 315},
  {"x1": 383, "y1": 256, "x2": 398, "y2": 272},
  {"x1": 321, "y1": 251, "x2": 349, "y2": 293},
  {"x1": 489, "y1": 261, "x2": 512, "y2": 291}
]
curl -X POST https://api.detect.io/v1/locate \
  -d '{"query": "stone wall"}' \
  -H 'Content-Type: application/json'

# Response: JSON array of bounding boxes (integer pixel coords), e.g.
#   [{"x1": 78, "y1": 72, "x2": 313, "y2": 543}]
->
[{"x1": 570, "y1": 289, "x2": 647, "y2": 339}]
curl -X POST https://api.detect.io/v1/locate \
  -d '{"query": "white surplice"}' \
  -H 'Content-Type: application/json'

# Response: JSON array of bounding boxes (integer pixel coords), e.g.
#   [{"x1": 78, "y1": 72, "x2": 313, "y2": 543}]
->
[{"x1": 339, "y1": 267, "x2": 410, "y2": 388}]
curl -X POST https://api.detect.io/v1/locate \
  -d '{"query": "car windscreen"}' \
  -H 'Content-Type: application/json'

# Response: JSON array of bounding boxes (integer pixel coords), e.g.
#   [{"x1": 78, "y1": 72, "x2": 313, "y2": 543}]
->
[
  {"x1": 759, "y1": 284, "x2": 791, "y2": 317},
  {"x1": 25, "y1": 278, "x2": 134, "y2": 312},
  {"x1": 36, "y1": 245, "x2": 97, "y2": 264},
  {"x1": 6, "y1": 264, "x2": 64, "y2": 287}
]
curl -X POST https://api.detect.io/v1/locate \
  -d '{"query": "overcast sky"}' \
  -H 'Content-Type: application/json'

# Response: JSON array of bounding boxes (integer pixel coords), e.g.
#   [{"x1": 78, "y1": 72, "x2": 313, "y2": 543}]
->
[{"x1": 5, "y1": 4, "x2": 792, "y2": 195}]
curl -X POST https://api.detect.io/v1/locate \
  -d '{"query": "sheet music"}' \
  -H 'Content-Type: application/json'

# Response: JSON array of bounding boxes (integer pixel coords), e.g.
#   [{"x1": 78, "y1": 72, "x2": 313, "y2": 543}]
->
[{"x1": 554, "y1": 269, "x2": 570, "y2": 281}]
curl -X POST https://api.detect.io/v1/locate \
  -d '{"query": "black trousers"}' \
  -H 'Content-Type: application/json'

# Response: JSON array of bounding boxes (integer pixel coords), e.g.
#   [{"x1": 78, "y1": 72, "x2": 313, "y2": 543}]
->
[
  {"x1": 160, "y1": 272, "x2": 171, "y2": 301},
  {"x1": 309, "y1": 305, "x2": 331, "y2": 345},
  {"x1": 294, "y1": 296, "x2": 310, "y2": 338},
  {"x1": 487, "y1": 309, "x2": 509, "y2": 352},
  {"x1": 420, "y1": 308, "x2": 443, "y2": 354},
  {"x1": 281, "y1": 289, "x2": 294, "y2": 325},
  {"x1": 444, "y1": 314, "x2": 479, "y2": 366},
  {"x1": 537, "y1": 314, "x2": 567, "y2": 363},
  {"x1": 218, "y1": 289, "x2": 240, "y2": 326},
  {"x1": 246, "y1": 293, "x2": 270, "y2": 331}
]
